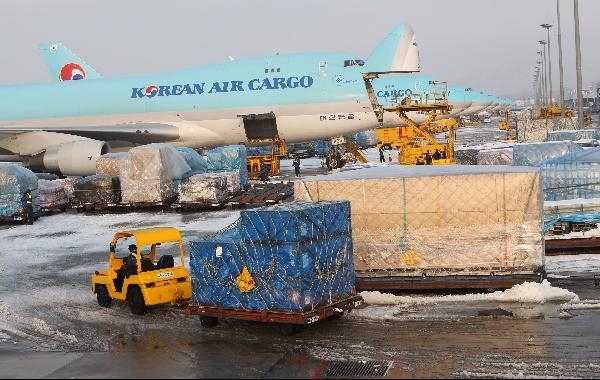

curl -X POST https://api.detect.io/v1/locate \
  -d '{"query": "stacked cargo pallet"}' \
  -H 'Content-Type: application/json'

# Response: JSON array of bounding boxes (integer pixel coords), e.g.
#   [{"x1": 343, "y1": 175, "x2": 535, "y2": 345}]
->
[
  {"x1": 206, "y1": 145, "x2": 248, "y2": 195},
  {"x1": 189, "y1": 201, "x2": 356, "y2": 313},
  {"x1": 119, "y1": 144, "x2": 192, "y2": 205},
  {"x1": 38, "y1": 179, "x2": 69, "y2": 213},
  {"x1": 294, "y1": 165, "x2": 545, "y2": 290},
  {"x1": 0, "y1": 165, "x2": 40, "y2": 221}
]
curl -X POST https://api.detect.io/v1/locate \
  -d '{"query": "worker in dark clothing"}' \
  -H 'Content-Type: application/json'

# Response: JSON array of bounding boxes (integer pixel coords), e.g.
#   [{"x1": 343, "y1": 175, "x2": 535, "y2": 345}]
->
[
  {"x1": 432, "y1": 149, "x2": 442, "y2": 160},
  {"x1": 424, "y1": 151, "x2": 433, "y2": 165},
  {"x1": 292, "y1": 157, "x2": 301, "y2": 177},
  {"x1": 114, "y1": 244, "x2": 139, "y2": 292},
  {"x1": 379, "y1": 147, "x2": 385, "y2": 163},
  {"x1": 21, "y1": 190, "x2": 34, "y2": 225},
  {"x1": 259, "y1": 162, "x2": 270, "y2": 182}
]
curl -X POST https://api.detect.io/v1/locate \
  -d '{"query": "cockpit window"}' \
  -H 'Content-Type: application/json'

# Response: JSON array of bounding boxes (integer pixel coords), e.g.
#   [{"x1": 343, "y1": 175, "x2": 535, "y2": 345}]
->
[{"x1": 344, "y1": 59, "x2": 365, "y2": 67}]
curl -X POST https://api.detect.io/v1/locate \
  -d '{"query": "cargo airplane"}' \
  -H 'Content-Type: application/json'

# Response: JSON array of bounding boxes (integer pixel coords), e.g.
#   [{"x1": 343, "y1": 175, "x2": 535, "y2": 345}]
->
[
  {"x1": 0, "y1": 23, "x2": 419, "y2": 176},
  {"x1": 38, "y1": 41, "x2": 512, "y2": 139}
]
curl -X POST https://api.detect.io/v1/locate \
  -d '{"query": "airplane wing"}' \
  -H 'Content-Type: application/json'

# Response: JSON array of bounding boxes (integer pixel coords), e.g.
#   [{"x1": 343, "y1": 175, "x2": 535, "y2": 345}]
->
[{"x1": 0, "y1": 123, "x2": 180, "y2": 145}]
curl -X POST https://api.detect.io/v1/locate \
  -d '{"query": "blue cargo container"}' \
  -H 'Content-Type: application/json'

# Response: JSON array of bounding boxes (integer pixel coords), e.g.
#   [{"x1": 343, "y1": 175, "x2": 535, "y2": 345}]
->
[{"x1": 189, "y1": 201, "x2": 355, "y2": 312}]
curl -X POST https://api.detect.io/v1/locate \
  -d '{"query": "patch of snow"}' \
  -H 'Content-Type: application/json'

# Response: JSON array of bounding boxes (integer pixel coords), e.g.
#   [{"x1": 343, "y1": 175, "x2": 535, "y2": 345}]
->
[{"x1": 360, "y1": 280, "x2": 578, "y2": 306}]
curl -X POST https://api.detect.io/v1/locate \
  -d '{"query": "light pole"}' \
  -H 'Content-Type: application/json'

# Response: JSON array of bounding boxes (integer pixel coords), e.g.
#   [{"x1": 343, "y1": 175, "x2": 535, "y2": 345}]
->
[
  {"x1": 539, "y1": 40, "x2": 548, "y2": 106},
  {"x1": 537, "y1": 53, "x2": 545, "y2": 107},
  {"x1": 557, "y1": 0, "x2": 565, "y2": 116},
  {"x1": 541, "y1": 24, "x2": 553, "y2": 106},
  {"x1": 574, "y1": 0, "x2": 584, "y2": 128}
]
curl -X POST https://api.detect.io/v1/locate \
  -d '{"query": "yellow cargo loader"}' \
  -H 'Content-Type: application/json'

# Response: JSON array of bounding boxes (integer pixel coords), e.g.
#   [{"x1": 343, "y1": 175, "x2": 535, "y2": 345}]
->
[
  {"x1": 540, "y1": 104, "x2": 573, "y2": 119},
  {"x1": 91, "y1": 227, "x2": 192, "y2": 314}
]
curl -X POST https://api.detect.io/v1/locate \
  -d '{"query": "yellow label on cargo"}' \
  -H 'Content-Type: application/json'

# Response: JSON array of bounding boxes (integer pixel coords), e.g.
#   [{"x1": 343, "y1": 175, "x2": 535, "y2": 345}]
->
[
  {"x1": 400, "y1": 249, "x2": 422, "y2": 266},
  {"x1": 236, "y1": 267, "x2": 255, "y2": 293}
]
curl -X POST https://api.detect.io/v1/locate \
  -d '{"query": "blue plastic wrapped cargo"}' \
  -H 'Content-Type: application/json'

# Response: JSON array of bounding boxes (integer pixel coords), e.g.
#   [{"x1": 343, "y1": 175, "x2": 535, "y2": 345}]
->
[
  {"x1": 206, "y1": 145, "x2": 248, "y2": 186},
  {"x1": 540, "y1": 147, "x2": 600, "y2": 201},
  {"x1": 513, "y1": 141, "x2": 583, "y2": 166},
  {"x1": 189, "y1": 201, "x2": 355, "y2": 312},
  {"x1": 177, "y1": 147, "x2": 208, "y2": 174},
  {"x1": 0, "y1": 165, "x2": 40, "y2": 218}
]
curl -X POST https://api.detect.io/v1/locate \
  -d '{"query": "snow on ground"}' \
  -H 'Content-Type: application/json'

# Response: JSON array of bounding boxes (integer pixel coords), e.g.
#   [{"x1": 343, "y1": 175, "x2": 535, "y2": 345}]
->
[
  {"x1": 353, "y1": 280, "x2": 581, "y2": 322},
  {"x1": 0, "y1": 210, "x2": 240, "y2": 348},
  {"x1": 360, "y1": 280, "x2": 578, "y2": 306}
]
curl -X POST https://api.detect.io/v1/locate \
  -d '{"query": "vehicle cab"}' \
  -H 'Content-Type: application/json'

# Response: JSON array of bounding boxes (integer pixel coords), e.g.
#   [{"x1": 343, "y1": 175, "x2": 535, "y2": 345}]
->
[{"x1": 91, "y1": 227, "x2": 192, "y2": 314}]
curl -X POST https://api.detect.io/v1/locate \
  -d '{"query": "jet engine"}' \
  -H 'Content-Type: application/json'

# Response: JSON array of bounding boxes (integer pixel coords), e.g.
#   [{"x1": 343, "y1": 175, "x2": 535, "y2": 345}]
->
[{"x1": 29, "y1": 140, "x2": 110, "y2": 176}]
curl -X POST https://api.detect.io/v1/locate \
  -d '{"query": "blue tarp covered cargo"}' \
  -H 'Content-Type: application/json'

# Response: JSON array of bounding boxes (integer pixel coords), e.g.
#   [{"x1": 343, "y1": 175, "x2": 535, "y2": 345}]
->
[
  {"x1": 0, "y1": 165, "x2": 40, "y2": 218},
  {"x1": 189, "y1": 201, "x2": 355, "y2": 312}
]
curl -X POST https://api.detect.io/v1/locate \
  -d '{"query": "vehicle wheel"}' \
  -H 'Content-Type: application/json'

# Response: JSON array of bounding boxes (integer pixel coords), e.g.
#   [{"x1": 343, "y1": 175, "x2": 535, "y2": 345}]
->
[
  {"x1": 280, "y1": 323, "x2": 304, "y2": 336},
  {"x1": 127, "y1": 286, "x2": 146, "y2": 315},
  {"x1": 200, "y1": 316, "x2": 218, "y2": 328},
  {"x1": 96, "y1": 285, "x2": 112, "y2": 307}
]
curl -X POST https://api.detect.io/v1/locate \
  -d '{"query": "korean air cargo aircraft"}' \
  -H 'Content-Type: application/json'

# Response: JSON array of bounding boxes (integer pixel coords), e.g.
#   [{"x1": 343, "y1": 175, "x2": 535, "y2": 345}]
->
[
  {"x1": 368, "y1": 75, "x2": 508, "y2": 127},
  {"x1": 0, "y1": 23, "x2": 419, "y2": 176}
]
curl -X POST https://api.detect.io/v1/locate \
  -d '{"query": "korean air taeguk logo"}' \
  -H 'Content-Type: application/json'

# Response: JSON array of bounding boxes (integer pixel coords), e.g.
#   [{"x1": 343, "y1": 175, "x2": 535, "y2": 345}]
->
[
  {"x1": 144, "y1": 85, "x2": 159, "y2": 97},
  {"x1": 59, "y1": 62, "x2": 86, "y2": 81}
]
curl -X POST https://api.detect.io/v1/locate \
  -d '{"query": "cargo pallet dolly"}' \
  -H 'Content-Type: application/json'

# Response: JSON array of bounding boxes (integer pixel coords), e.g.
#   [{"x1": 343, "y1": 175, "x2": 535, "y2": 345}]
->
[
  {"x1": 170, "y1": 201, "x2": 227, "y2": 212},
  {"x1": 228, "y1": 182, "x2": 294, "y2": 209},
  {"x1": 186, "y1": 295, "x2": 364, "y2": 335}
]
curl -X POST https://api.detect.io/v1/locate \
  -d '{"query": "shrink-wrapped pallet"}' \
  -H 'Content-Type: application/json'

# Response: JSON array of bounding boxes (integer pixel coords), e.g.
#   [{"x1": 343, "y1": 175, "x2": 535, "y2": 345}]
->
[
  {"x1": 177, "y1": 147, "x2": 208, "y2": 174},
  {"x1": 541, "y1": 147, "x2": 600, "y2": 201},
  {"x1": 513, "y1": 141, "x2": 582, "y2": 166},
  {"x1": 294, "y1": 165, "x2": 544, "y2": 278},
  {"x1": 178, "y1": 174, "x2": 228, "y2": 204},
  {"x1": 206, "y1": 145, "x2": 248, "y2": 187},
  {"x1": 119, "y1": 144, "x2": 191, "y2": 203},
  {"x1": 0, "y1": 165, "x2": 40, "y2": 218},
  {"x1": 546, "y1": 129, "x2": 600, "y2": 142},
  {"x1": 454, "y1": 148, "x2": 479, "y2": 165},
  {"x1": 477, "y1": 148, "x2": 514, "y2": 165},
  {"x1": 96, "y1": 152, "x2": 129, "y2": 176},
  {"x1": 52, "y1": 177, "x2": 80, "y2": 199},
  {"x1": 190, "y1": 201, "x2": 355, "y2": 312},
  {"x1": 72, "y1": 175, "x2": 120, "y2": 205},
  {"x1": 204, "y1": 170, "x2": 242, "y2": 194},
  {"x1": 38, "y1": 179, "x2": 69, "y2": 210}
]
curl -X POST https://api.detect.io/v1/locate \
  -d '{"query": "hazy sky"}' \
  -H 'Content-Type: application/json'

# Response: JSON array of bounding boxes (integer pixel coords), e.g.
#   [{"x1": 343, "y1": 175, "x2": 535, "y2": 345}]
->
[{"x1": 0, "y1": 0, "x2": 598, "y2": 99}]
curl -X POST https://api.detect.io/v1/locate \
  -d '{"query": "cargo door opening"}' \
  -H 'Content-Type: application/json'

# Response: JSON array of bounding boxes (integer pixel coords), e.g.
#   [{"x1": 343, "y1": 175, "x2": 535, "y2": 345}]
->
[{"x1": 240, "y1": 112, "x2": 279, "y2": 143}]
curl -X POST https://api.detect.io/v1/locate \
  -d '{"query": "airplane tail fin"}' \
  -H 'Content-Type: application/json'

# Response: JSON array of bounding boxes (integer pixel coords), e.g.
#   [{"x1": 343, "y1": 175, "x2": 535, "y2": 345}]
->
[
  {"x1": 364, "y1": 23, "x2": 420, "y2": 74},
  {"x1": 38, "y1": 42, "x2": 103, "y2": 81}
]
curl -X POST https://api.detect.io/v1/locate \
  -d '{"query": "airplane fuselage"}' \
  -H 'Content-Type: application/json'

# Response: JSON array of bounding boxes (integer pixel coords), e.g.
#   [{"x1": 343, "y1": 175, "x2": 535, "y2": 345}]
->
[{"x1": 0, "y1": 52, "x2": 379, "y2": 150}]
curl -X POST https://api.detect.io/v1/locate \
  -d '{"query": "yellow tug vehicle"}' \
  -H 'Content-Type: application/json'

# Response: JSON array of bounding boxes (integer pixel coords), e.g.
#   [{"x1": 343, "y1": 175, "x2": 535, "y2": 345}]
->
[{"x1": 91, "y1": 227, "x2": 192, "y2": 314}]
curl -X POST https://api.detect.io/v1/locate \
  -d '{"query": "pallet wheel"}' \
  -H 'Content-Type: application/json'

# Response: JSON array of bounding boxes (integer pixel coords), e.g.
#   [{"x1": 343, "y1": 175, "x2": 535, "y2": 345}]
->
[
  {"x1": 279, "y1": 323, "x2": 304, "y2": 336},
  {"x1": 200, "y1": 316, "x2": 218, "y2": 328}
]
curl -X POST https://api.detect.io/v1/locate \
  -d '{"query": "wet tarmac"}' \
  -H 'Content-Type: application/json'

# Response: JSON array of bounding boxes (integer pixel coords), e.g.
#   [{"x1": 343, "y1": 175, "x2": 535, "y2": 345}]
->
[
  {"x1": 3, "y1": 131, "x2": 600, "y2": 378},
  {"x1": 1, "y1": 210, "x2": 600, "y2": 380},
  {"x1": 2, "y1": 278, "x2": 600, "y2": 379}
]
